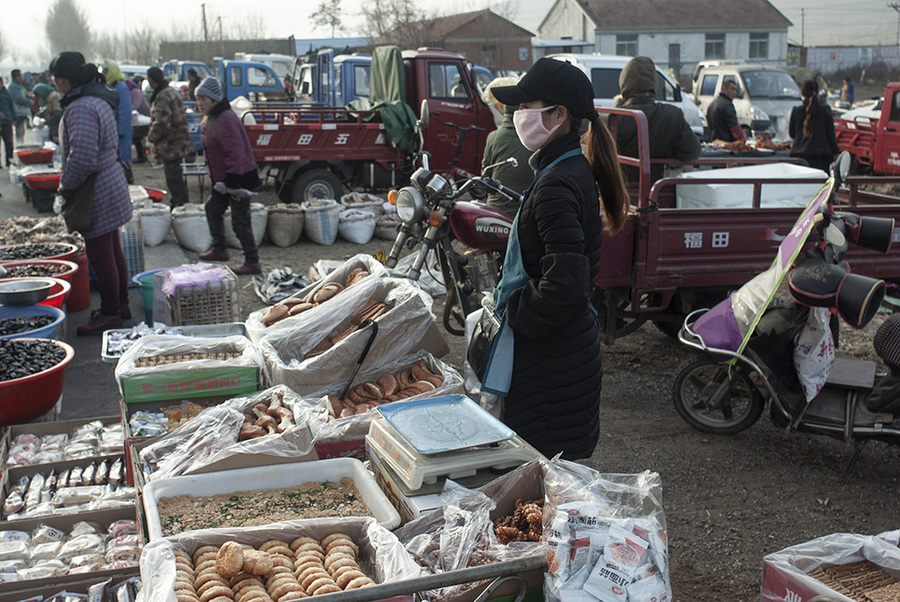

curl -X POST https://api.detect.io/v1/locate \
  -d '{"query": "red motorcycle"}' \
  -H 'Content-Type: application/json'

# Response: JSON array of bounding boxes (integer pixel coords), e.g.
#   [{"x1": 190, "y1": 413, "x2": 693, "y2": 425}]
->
[{"x1": 385, "y1": 117, "x2": 520, "y2": 334}]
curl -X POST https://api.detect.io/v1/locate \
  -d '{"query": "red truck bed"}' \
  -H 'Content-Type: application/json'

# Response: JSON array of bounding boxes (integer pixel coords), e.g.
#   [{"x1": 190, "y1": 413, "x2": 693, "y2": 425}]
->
[{"x1": 835, "y1": 116, "x2": 878, "y2": 167}]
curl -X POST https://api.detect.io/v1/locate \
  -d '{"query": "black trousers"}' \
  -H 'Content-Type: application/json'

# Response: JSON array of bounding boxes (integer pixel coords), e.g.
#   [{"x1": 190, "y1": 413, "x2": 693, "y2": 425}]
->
[
  {"x1": 163, "y1": 160, "x2": 189, "y2": 207},
  {"x1": 205, "y1": 190, "x2": 258, "y2": 264},
  {"x1": 0, "y1": 123, "x2": 12, "y2": 166}
]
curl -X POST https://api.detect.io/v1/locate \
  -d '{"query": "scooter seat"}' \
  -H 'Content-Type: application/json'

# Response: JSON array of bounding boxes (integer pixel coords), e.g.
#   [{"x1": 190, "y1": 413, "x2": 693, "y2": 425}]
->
[{"x1": 803, "y1": 386, "x2": 893, "y2": 427}]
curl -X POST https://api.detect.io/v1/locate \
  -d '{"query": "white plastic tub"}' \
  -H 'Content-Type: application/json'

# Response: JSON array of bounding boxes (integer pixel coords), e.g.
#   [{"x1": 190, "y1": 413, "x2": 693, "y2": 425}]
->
[
  {"x1": 675, "y1": 162, "x2": 827, "y2": 209},
  {"x1": 142, "y1": 457, "x2": 401, "y2": 539}
]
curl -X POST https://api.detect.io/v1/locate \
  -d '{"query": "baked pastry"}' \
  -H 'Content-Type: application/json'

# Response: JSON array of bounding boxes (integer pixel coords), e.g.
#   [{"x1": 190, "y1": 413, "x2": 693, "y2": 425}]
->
[{"x1": 216, "y1": 541, "x2": 244, "y2": 579}]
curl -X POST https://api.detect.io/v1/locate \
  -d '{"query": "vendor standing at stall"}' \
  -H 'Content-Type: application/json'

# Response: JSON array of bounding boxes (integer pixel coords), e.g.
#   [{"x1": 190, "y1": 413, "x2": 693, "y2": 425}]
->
[
  {"x1": 488, "y1": 58, "x2": 629, "y2": 460},
  {"x1": 51, "y1": 51, "x2": 133, "y2": 335}
]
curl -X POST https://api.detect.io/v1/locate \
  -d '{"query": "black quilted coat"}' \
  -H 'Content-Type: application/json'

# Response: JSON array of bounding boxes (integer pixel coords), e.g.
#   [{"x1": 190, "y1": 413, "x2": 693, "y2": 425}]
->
[{"x1": 503, "y1": 131, "x2": 603, "y2": 460}]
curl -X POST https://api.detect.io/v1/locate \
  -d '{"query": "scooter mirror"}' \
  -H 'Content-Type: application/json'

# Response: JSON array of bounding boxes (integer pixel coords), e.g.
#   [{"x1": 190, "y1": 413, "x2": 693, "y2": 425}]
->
[
  {"x1": 507, "y1": 157, "x2": 518, "y2": 168},
  {"x1": 419, "y1": 99, "x2": 430, "y2": 129},
  {"x1": 834, "y1": 151, "x2": 852, "y2": 183}
]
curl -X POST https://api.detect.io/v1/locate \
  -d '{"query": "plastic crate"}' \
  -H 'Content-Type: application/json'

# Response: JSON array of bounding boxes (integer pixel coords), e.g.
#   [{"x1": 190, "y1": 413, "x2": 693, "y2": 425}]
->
[
  {"x1": 165, "y1": 266, "x2": 240, "y2": 325},
  {"x1": 120, "y1": 216, "x2": 145, "y2": 286},
  {"x1": 22, "y1": 185, "x2": 56, "y2": 214}
]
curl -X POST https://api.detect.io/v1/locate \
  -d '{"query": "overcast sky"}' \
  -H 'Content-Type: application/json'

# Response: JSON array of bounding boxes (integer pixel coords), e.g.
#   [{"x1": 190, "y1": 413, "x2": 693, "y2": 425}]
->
[{"x1": 1, "y1": 0, "x2": 895, "y2": 69}]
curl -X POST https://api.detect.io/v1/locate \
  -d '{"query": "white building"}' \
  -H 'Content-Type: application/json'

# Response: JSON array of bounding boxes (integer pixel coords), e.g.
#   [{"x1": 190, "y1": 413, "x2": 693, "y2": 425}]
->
[{"x1": 537, "y1": 0, "x2": 791, "y2": 78}]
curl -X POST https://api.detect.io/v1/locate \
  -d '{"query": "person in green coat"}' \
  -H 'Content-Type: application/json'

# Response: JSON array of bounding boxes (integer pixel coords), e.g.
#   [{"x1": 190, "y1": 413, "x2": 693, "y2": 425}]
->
[
  {"x1": 480, "y1": 103, "x2": 533, "y2": 217},
  {"x1": 0, "y1": 77, "x2": 16, "y2": 168}
]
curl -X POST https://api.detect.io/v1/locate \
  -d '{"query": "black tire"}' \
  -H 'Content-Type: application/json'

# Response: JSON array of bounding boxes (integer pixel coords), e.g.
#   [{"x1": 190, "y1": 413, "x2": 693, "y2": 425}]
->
[
  {"x1": 652, "y1": 317, "x2": 683, "y2": 339},
  {"x1": 672, "y1": 354, "x2": 764, "y2": 434},
  {"x1": 291, "y1": 169, "x2": 343, "y2": 204}
]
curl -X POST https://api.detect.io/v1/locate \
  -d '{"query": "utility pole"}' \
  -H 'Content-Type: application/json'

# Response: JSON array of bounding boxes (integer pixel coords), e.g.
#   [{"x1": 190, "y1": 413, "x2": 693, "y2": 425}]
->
[
  {"x1": 202, "y1": 3, "x2": 209, "y2": 42},
  {"x1": 891, "y1": 3, "x2": 900, "y2": 47},
  {"x1": 801, "y1": 8, "x2": 805, "y2": 47}
]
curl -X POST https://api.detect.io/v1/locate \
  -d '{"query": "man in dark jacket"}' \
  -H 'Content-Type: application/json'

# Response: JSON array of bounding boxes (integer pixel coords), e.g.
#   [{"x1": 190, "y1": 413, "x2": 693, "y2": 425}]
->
[
  {"x1": 480, "y1": 103, "x2": 533, "y2": 216},
  {"x1": 707, "y1": 79, "x2": 746, "y2": 142},
  {"x1": 147, "y1": 67, "x2": 194, "y2": 207},
  {"x1": 0, "y1": 78, "x2": 15, "y2": 168},
  {"x1": 614, "y1": 56, "x2": 701, "y2": 184}
]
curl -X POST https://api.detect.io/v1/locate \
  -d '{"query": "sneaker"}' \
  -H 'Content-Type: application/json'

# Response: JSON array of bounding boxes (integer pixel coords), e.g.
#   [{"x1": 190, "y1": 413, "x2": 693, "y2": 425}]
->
[
  {"x1": 232, "y1": 263, "x2": 262, "y2": 275},
  {"x1": 199, "y1": 250, "x2": 229, "y2": 261},
  {"x1": 77, "y1": 313, "x2": 123, "y2": 336}
]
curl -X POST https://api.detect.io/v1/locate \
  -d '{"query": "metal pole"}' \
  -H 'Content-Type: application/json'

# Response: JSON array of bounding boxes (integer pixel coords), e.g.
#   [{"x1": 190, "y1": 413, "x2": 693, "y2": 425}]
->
[
  {"x1": 202, "y1": 3, "x2": 209, "y2": 42},
  {"x1": 801, "y1": 8, "x2": 805, "y2": 48}
]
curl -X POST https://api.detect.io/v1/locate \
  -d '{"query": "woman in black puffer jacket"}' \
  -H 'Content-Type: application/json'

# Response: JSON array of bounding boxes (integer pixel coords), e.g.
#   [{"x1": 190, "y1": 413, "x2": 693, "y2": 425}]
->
[{"x1": 491, "y1": 59, "x2": 629, "y2": 459}]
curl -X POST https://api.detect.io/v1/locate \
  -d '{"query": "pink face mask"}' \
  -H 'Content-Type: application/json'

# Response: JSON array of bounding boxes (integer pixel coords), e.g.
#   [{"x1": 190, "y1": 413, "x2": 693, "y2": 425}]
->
[{"x1": 513, "y1": 105, "x2": 561, "y2": 151}]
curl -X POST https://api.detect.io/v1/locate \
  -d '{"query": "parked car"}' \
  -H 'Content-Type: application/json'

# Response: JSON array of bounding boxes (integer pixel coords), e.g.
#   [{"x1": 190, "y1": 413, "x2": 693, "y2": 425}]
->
[
  {"x1": 693, "y1": 63, "x2": 802, "y2": 140},
  {"x1": 547, "y1": 53, "x2": 708, "y2": 140}
]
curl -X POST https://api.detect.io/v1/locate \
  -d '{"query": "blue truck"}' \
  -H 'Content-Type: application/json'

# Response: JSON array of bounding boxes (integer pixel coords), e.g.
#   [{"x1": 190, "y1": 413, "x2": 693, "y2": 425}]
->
[{"x1": 295, "y1": 49, "x2": 371, "y2": 106}]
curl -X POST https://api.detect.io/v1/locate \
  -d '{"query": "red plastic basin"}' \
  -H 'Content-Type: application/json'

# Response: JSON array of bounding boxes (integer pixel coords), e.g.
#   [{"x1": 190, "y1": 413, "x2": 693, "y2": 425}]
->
[
  {"x1": 0, "y1": 277, "x2": 71, "y2": 309},
  {"x1": 24, "y1": 171, "x2": 62, "y2": 191},
  {"x1": 16, "y1": 149, "x2": 54, "y2": 165},
  {"x1": 144, "y1": 187, "x2": 168, "y2": 202},
  {"x1": 0, "y1": 338, "x2": 74, "y2": 425},
  {"x1": 0, "y1": 243, "x2": 80, "y2": 262},
  {"x1": 0, "y1": 259, "x2": 78, "y2": 283}
]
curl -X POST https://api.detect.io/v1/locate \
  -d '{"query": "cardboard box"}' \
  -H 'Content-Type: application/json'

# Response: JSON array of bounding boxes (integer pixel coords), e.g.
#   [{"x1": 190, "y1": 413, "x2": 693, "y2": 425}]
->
[
  {"x1": 2, "y1": 415, "x2": 121, "y2": 467},
  {"x1": 0, "y1": 506, "x2": 139, "y2": 599},
  {"x1": 761, "y1": 530, "x2": 900, "y2": 602},
  {"x1": 0, "y1": 573, "x2": 139, "y2": 602}
]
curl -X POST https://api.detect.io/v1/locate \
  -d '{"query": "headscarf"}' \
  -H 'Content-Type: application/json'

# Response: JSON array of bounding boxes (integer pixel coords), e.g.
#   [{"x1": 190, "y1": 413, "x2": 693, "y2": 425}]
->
[
  {"x1": 619, "y1": 56, "x2": 658, "y2": 101},
  {"x1": 104, "y1": 60, "x2": 126, "y2": 85}
]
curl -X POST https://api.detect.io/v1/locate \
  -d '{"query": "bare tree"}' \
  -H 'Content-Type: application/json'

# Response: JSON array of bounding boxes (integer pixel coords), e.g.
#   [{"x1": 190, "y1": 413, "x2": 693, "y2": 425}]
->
[
  {"x1": 129, "y1": 23, "x2": 162, "y2": 65},
  {"x1": 45, "y1": 0, "x2": 91, "y2": 56},
  {"x1": 0, "y1": 29, "x2": 6, "y2": 62},
  {"x1": 362, "y1": 0, "x2": 437, "y2": 49},
  {"x1": 311, "y1": 0, "x2": 344, "y2": 38},
  {"x1": 230, "y1": 11, "x2": 268, "y2": 40},
  {"x1": 93, "y1": 32, "x2": 124, "y2": 62}
]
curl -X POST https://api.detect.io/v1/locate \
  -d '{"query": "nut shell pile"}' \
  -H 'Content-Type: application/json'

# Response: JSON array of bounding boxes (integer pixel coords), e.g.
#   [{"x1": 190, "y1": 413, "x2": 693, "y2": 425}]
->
[
  {"x1": 327, "y1": 359, "x2": 445, "y2": 418},
  {"x1": 172, "y1": 533, "x2": 375, "y2": 602},
  {"x1": 261, "y1": 268, "x2": 370, "y2": 327}
]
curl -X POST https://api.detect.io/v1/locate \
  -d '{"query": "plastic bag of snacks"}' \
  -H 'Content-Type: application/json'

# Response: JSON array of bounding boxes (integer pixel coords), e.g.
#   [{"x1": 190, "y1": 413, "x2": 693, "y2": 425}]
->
[{"x1": 543, "y1": 459, "x2": 670, "y2": 602}]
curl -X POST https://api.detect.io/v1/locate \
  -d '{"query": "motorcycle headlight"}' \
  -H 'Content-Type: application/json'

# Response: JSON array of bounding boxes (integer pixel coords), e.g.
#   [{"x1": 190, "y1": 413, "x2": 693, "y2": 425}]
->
[{"x1": 396, "y1": 187, "x2": 426, "y2": 224}]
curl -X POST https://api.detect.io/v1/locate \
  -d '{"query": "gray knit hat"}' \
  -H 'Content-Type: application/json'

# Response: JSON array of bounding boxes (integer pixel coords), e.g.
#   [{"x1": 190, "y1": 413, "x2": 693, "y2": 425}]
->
[{"x1": 196, "y1": 77, "x2": 224, "y2": 102}]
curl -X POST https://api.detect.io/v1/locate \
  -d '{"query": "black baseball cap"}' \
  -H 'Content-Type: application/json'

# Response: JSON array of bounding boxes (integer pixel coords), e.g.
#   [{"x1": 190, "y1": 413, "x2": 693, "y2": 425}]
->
[{"x1": 491, "y1": 58, "x2": 598, "y2": 120}]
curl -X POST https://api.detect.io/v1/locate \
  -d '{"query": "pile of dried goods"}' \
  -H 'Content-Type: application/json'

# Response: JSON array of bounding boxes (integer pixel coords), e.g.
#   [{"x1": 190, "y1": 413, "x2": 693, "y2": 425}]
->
[
  {"x1": 0, "y1": 216, "x2": 81, "y2": 247},
  {"x1": 0, "y1": 243, "x2": 73, "y2": 261},
  {"x1": 260, "y1": 267, "x2": 370, "y2": 327},
  {"x1": 240, "y1": 389, "x2": 297, "y2": 440},
  {"x1": 0, "y1": 315, "x2": 56, "y2": 336},
  {"x1": 327, "y1": 359, "x2": 445, "y2": 418},
  {"x1": 0, "y1": 338, "x2": 65, "y2": 381},
  {"x1": 134, "y1": 351, "x2": 242, "y2": 368},
  {"x1": 808, "y1": 559, "x2": 900, "y2": 601},
  {"x1": 3, "y1": 264, "x2": 69, "y2": 278},
  {"x1": 306, "y1": 299, "x2": 392, "y2": 358},
  {"x1": 493, "y1": 499, "x2": 544, "y2": 543}
]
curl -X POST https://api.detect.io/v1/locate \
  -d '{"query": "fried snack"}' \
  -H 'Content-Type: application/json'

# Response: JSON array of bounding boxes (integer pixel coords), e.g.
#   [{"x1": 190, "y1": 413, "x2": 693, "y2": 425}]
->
[{"x1": 216, "y1": 542, "x2": 245, "y2": 578}]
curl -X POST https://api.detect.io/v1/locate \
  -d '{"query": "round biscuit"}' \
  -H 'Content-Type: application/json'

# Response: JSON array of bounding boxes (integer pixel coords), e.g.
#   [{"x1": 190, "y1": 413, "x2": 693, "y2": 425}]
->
[
  {"x1": 289, "y1": 537, "x2": 318, "y2": 552},
  {"x1": 324, "y1": 538, "x2": 356, "y2": 553},
  {"x1": 323, "y1": 553, "x2": 354, "y2": 571},
  {"x1": 326, "y1": 557, "x2": 358, "y2": 575},
  {"x1": 346, "y1": 576, "x2": 375, "y2": 589},
  {"x1": 266, "y1": 546, "x2": 294, "y2": 558},
  {"x1": 176, "y1": 595, "x2": 200, "y2": 602},
  {"x1": 198, "y1": 585, "x2": 234, "y2": 602},
  {"x1": 231, "y1": 576, "x2": 264, "y2": 592},
  {"x1": 259, "y1": 540, "x2": 290, "y2": 552},
  {"x1": 278, "y1": 592, "x2": 307, "y2": 601},
  {"x1": 194, "y1": 559, "x2": 218, "y2": 574},
  {"x1": 335, "y1": 569, "x2": 366, "y2": 589},
  {"x1": 270, "y1": 555, "x2": 292, "y2": 569},
  {"x1": 297, "y1": 566, "x2": 328, "y2": 583},
  {"x1": 311, "y1": 583, "x2": 341, "y2": 596},
  {"x1": 193, "y1": 546, "x2": 220, "y2": 562},
  {"x1": 196, "y1": 551, "x2": 219, "y2": 565},
  {"x1": 208, "y1": 598, "x2": 234, "y2": 602},
  {"x1": 174, "y1": 580, "x2": 196, "y2": 593},
  {"x1": 195, "y1": 572, "x2": 229, "y2": 589},
  {"x1": 326, "y1": 545, "x2": 357, "y2": 559},
  {"x1": 320, "y1": 533, "x2": 353, "y2": 548},
  {"x1": 300, "y1": 571, "x2": 330, "y2": 590},
  {"x1": 305, "y1": 577, "x2": 336, "y2": 594},
  {"x1": 234, "y1": 586, "x2": 266, "y2": 602},
  {"x1": 294, "y1": 543, "x2": 325, "y2": 556}
]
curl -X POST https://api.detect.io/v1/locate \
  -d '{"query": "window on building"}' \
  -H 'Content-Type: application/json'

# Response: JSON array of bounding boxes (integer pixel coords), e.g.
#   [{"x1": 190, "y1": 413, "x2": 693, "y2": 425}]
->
[
  {"x1": 482, "y1": 45, "x2": 497, "y2": 70},
  {"x1": 749, "y1": 33, "x2": 769, "y2": 59},
  {"x1": 705, "y1": 33, "x2": 725, "y2": 59},
  {"x1": 616, "y1": 34, "x2": 638, "y2": 57}
]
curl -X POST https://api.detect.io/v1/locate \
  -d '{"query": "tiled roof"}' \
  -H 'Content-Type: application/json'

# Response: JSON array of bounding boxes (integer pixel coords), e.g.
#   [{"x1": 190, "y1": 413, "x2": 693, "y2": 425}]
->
[
  {"x1": 580, "y1": 0, "x2": 792, "y2": 31},
  {"x1": 376, "y1": 9, "x2": 534, "y2": 44}
]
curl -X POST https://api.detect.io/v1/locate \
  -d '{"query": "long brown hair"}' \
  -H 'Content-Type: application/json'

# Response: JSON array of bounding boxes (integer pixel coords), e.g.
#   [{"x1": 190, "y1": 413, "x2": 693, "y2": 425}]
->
[
  {"x1": 581, "y1": 115, "x2": 629, "y2": 234},
  {"x1": 801, "y1": 79, "x2": 820, "y2": 140}
]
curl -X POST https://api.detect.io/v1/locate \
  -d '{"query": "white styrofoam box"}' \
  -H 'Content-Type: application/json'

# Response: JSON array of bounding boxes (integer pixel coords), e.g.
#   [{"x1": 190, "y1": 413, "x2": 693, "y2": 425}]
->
[
  {"x1": 142, "y1": 457, "x2": 401, "y2": 539},
  {"x1": 675, "y1": 162, "x2": 827, "y2": 209}
]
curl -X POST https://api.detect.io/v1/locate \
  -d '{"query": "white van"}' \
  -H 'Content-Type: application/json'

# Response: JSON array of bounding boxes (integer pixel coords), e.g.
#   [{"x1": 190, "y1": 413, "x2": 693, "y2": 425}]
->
[
  {"x1": 693, "y1": 64, "x2": 802, "y2": 140},
  {"x1": 547, "y1": 53, "x2": 708, "y2": 140}
]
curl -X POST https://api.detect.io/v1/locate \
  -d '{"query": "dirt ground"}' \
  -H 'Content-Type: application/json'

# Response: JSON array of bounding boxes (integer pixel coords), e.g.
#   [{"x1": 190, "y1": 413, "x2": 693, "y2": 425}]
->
[{"x1": 114, "y1": 161, "x2": 900, "y2": 600}]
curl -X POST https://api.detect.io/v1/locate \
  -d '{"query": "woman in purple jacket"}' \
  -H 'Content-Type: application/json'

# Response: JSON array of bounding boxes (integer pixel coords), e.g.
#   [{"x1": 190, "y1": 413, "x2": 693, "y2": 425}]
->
[
  {"x1": 51, "y1": 52, "x2": 133, "y2": 335},
  {"x1": 194, "y1": 77, "x2": 262, "y2": 275}
]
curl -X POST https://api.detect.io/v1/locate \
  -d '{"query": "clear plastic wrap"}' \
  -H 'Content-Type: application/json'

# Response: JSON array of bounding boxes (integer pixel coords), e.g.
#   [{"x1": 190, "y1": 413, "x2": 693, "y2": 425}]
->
[
  {"x1": 114, "y1": 334, "x2": 262, "y2": 386},
  {"x1": 138, "y1": 517, "x2": 424, "y2": 602},
  {"x1": 259, "y1": 277, "x2": 439, "y2": 394},
  {"x1": 245, "y1": 254, "x2": 388, "y2": 344},
  {"x1": 542, "y1": 458, "x2": 670, "y2": 602},
  {"x1": 299, "y1": 350, "x2": 465, "y2": 446},
  {"x1": 761, "y1": 529, "x2": 900, "y2": 602},
  {"x1": 137, "y1": 386, "x2": 324, "y2": 482}
]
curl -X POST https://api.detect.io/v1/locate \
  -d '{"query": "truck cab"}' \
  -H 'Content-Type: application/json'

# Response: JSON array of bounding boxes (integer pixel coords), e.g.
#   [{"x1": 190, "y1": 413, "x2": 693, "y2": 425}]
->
[
  {"x1": 835, "y1": 82, "x2": 900, "y2": 175},
  {"x1": 295, "y1": 50, "x2": 371, "y2": 106},
  {"x1": 234, "y1": 52, "x2": 295, "y2": 81},
  {"x1": 212, "y1": 58, "x2": 287, "y2": 102},
  {"x1": 162, "y1": 60, "x2": 213, "y2": 82}
]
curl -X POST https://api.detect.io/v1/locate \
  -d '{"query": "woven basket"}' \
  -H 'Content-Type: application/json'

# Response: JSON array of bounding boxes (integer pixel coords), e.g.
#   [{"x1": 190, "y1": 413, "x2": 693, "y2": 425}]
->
[{"x1": 267, "y1": 204, "x2": 305, "y2": 248}]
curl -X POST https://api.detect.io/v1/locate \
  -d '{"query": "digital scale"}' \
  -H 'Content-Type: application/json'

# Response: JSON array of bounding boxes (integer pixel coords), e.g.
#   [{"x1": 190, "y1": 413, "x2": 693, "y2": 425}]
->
[{"x1": 366, "y1": 395, "x2": 543, "y2": 492}]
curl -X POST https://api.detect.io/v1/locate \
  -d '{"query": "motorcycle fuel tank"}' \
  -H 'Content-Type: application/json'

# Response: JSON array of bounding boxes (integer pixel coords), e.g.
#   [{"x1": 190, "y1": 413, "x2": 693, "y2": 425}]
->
[{"x1": 449, "y1": 202, "x2": 512, "y2": 251}]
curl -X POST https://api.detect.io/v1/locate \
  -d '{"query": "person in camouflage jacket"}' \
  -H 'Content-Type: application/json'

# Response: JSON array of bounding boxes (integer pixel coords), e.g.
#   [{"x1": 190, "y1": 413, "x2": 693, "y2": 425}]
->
[{"x1": 147, "y1": 67, "x2": 193, "y2": 207}]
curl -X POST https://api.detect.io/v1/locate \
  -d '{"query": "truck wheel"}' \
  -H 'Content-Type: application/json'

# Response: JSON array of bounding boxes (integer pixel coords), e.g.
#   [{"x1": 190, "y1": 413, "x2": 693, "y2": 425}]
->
[
  {"x1": 672, "y1": 354, "x2": 764, "y2": 434},
  {"x1": 292, "y1": 169, "x2": 343, "y2": 204}
]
